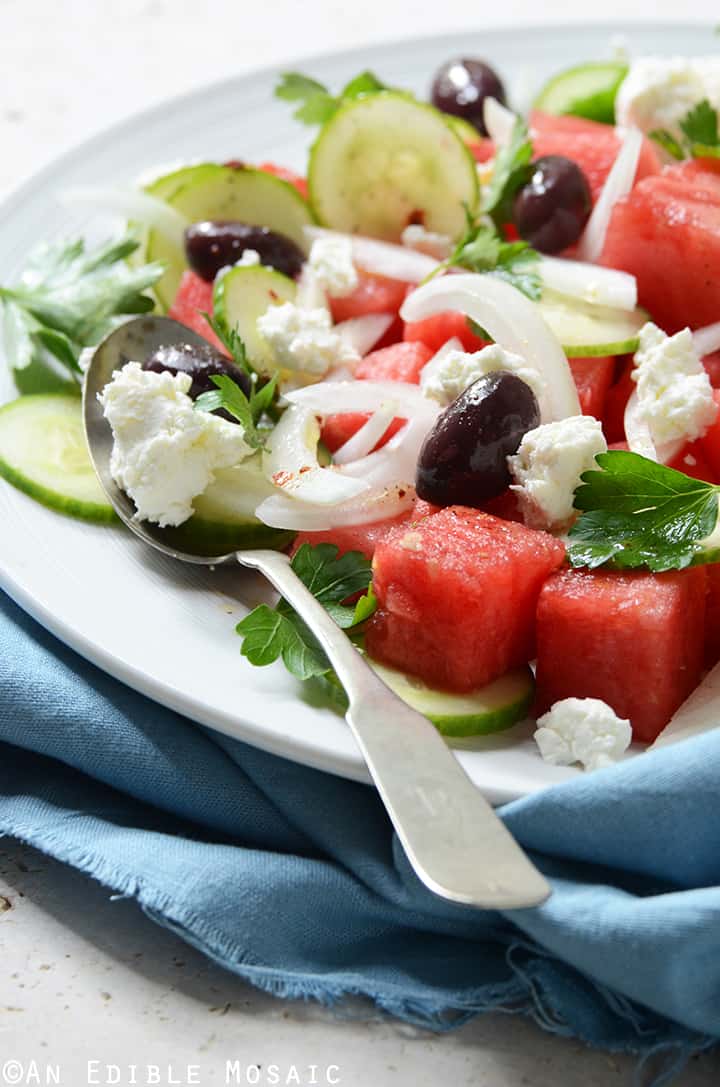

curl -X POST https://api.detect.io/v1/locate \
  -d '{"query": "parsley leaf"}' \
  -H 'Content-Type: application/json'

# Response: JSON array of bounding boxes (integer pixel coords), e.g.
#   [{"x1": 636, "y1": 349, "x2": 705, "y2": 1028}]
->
[
  {"x1": 236, "y1": 543, "x2": 376, "y2": 681},
  {"x1": 0, "y1": 234, "x2": 163, "y2": 394},
  {"x1": 275, "y1": 69, "x2": 387, "y2": 127},
  {"x1": 481, "y1": 117, "x2": 534, "y2": 228},
  {"x1": 567, "y1": 450, "x2": 720, "y2": 572},
  {"x1": 441, "y1": 213, "x2": 541, "y2": 301},
  {"x1": 650, "y1": 99, "x2": 720, "y2": 160}
]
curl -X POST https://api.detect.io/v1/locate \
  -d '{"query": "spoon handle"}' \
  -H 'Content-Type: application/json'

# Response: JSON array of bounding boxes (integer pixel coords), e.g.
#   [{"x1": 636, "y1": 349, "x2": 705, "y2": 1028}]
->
[{"x1": 237, "y1": 549, "x2": 550, "y2": 910}]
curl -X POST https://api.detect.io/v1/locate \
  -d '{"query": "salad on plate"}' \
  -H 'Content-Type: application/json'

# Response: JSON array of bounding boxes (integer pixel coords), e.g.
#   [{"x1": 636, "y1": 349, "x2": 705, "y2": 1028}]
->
[{"x1": 2, "y1": 45, "x2": 720, "y2": 775}]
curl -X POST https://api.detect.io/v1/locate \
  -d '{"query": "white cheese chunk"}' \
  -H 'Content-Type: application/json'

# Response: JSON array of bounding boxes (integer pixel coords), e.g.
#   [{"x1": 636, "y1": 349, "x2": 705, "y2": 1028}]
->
[
  {"x1": 257, "y1": 302, "x2": 359, "y2": 375},
  {"x1": 534, "y1": 698, "x2": 632, "y2": 772},
  {"x1": 632, "y1": 322, "x2": 717, "y2": 446},
  {"x1": 100, "y1": 362, "x2": 251, "y2": 528},
  {"x1": 307, "y1": 235, "x2": 358, "y2": 298},
  {"x1": 616, "y1": 56, "x2": 720, "y2": 139},
  {"x1": 420, "y1": 343, "x2": 543, "y2": 407},
  {"x1": 236, "y1": 248, "x2": 261, "y2": 267},
  {"x1": 508, "y1": 415, "x2": 607, "y2": 531}
]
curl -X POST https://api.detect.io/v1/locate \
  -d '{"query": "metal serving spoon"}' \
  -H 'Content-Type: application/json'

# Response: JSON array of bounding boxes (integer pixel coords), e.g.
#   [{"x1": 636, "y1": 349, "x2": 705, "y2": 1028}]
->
[{"x1": 83, "y1": 316, "x2": 550, "y2": 910}]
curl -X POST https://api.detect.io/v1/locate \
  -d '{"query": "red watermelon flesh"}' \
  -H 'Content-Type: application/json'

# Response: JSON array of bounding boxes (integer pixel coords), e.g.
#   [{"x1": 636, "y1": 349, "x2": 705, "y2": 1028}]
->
[
  {"x1": 602, "y1": 359, "x2": 636, "y2": 443},
  {"x1": 703, "y1": 351, "x2": 720, "y2": 388},
  {"x1": 168, "y1": 271, "x2": 225, "y2": 352},
  {"x1": 529, "y1": 111, "x2": 661, "y2": 203},
  {"x1": 700, "y1": 389, "x2": 720, "y2": 479},
  {"x1": 290, "y1": 512, "x2": 413, "y2": 561},
  {"x1": 704, "y1": 564, "x2": 720, "y2": 668},
  {"x1": 535, "y1": 566, "x2": 707, "y2": 743},
  {"x1": 366, "y1": 508, "x2": 566, "y2": 691},
  {"x1": 600, "y1": 162, "x2": 720, "y2": 333},
  {"x1": 403, "y1": 310, "x2": 488, "y2": 353},
  {"x1": 569, "y1": 356, "x2": 615, "y2": 419},
  {"x1": 329, "y1": 270, "x2": 410, "y2": 323},
  {"x1": 257, "y1": 161, "x2": 309, "y2": 200},
  {"x1": 320, "y1": 342, "x2": 433, "y2": 454}
]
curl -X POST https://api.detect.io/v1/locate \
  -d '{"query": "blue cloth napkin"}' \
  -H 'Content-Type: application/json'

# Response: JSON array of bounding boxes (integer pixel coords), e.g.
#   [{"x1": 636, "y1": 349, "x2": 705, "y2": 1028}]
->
[{"x1": 1, "y1": 589, "x2": 718, "y2": 1083}]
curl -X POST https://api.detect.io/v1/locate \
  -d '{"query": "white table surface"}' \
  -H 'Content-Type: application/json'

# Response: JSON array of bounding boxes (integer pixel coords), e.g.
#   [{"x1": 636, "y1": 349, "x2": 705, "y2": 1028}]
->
[{"x1": 2, "y1": 2, "x2": 720, "y2": 1084}]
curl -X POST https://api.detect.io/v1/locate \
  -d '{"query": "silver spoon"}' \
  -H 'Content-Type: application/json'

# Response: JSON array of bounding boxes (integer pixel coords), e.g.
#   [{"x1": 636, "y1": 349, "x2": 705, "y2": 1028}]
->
[{"x1": 83, "y1": 316, "x2": 550, "y2": 910}]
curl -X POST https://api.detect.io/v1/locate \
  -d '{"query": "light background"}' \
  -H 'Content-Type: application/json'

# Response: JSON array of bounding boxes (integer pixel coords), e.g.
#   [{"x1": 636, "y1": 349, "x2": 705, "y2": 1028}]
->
[{"x1": 1, "y1": 2, "x2": 719, "y2": 1085}]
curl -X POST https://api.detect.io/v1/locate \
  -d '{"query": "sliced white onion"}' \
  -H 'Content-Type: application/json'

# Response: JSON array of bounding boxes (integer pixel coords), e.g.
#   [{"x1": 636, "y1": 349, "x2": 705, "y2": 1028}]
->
[
  {"x1": 59, "y1": 185, "x2": 188, "y2": 247},
  {"x1": 338, "y1": 416, "x2": 433, "y2": 487},
  {"x1": 623, "y1": 388, "x2": 683, "y2": 465},
  {"x1": 332, "y1": 402, "x2": 398, "y2": 465},
  {"x1": 577, "y1": 128, "x2": 644, "y2": 264},
  {"x1": 538, "y1": 256, "x2": 637, "y2": 311},
  {"x1": 401, "y1": 274, "x2": 580, "y2": 421},
  {"x1": 483, "y1": 97, "x2": 517, "y2": 147},
  {"x1": 334, "y1": 313, "x2": 394, "y2": 358},
  {"x1": 262, "y1": 404, "x2": 368, "y2": 505},
  {"x1": 694, "y1": 321, "x2": 720, "y2": 359},
  {"x1": 304, "y1": 226, "x2": 439, "y2": 283},
  {"x1": 256, "y1": 484, "x2": 416, "y2": 531},
  {"x1": 284, "y1": 379, "x2": 437, "y2": 419},
  {"x1": 295, "y1": 265, "x2": 329, "y2": 313}
]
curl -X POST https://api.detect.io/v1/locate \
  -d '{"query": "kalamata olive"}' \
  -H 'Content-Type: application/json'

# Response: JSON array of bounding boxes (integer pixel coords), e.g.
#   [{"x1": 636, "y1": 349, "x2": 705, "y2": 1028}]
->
[
  {"x1": 512, "y1": 156, "x2": 592, "y2": 254},
  {"x1": 184, "y1": 221, "x2": 305, "y2": 282},
  {"x1": 142, "y1": 342, "x2": 251, "y2": 411},
  {"x1": 430, "y1": 57, "x2": 506, "y2": 136},
  {"x1": 416, "y1": 371, "x2": 540, "y2": 506}
]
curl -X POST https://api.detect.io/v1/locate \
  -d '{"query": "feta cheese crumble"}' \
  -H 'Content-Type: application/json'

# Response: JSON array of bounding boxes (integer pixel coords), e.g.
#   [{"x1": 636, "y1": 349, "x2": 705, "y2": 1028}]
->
[
  {"x1": 307, "y1": 235, "x2": 358, "y2": 298},
  {"x1": 420, "y1": 344, "x2": 543, "y2": 407},
  {"x1": 400, "y1": 224, "x2": 452, "y2": 260},
  {"x1": 257, "y1": 302, "x2": 359, "y2": 375},
  {"x1": 616, "y1": 56, "x2": 720, "y2": 139},
  {"x1": 534, "y1": 698, "x2": 632, "y2": 772},
  {"x1": 236, "y1": 248, "x2": 261, "y2": 267},
  {"x1": 632, "y1": 322, "x2": 717, "y2": 446},
  {"x1": 100, "y1": 362, "x2": 251, "y2": 528},
  {"x1": 508, "y1": 415, "x2": 607, "y2": 531}
]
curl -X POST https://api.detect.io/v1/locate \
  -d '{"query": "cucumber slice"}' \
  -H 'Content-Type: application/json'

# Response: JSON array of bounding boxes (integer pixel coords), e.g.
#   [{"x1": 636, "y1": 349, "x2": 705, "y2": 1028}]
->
[
  {"x1": 212, "y1": 264, "x2": 297, "y2": 375},
  {"x1": 534, "y1": 62, "x2": 629, "y2": 125},
  {"x1": 0, "y1": 395, "x2": 115, "y2": 523},
  {"x1": 322, "y1": 659, "x2": 533, "y2": 738},
  {"x1": 444, "y1": 115, "x2": 483, "y2": 145},
  {"x1": 538, "y1": 290, "x2": 649, "y2": 357},
  {"x1": 308, "y1": 92, "x2": 479, "y2": 242},
  {"x1": 161, "y1": 456, "x2": 294, "y2": 557},
  {"x1": 145, "y1": 164, "x2": 314, "y2": 309}
]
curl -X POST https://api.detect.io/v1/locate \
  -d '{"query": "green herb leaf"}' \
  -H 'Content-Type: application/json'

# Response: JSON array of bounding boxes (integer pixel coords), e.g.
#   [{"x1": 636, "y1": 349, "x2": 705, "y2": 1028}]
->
[
  {"x1": 481, "y1": 117, "x2": 534, "y2": 228},
  {"x1": 0, "y1": 233, "x2": 163, "y2": 394},
  {"x1": 444, "y1": 216, "x2": 541, "y2": 301},
  {"x1": 194, "y1": 373, "x2": 268, "y2": 450},
  {"x1": 275, "y1": 69, "x2": 386, "y2": 127},
  {"x1": 568, "y1": 450, "x2": 720, "y2": 572},
  {"x1": 203, "y1": 312, "x2": 252, "y2": 376},
  {"x1": 648, "y1": 128, "x2": 686, "y2": 161},
  {"x1": 649, "y1": 99, "x2": 720, "y2": 161},
  {"x1": 236, "y1": 543, "x2": 374, "y2": 681}
]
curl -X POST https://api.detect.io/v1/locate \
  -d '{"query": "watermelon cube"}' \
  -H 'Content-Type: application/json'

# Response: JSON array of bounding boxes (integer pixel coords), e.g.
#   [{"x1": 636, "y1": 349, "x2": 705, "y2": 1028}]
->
[
  {"x1": 320, "y1": 341, "x2": 433, "y2": 454},
  {"x1": 700, "y1": 389, "x2": 720, "y2": 479},
  {"x1": 366, "y1": 508, "x2": 566, "y2": 691},
  {"x1": 569, "y1": 356, "x2": 615, "y2": 419},
  {"x1": 168, "y1": 270, "x2": 225, "y2": 351},
  {"x1": 257, "y1": 161, "x2": 309, "y2": 200},
  {"x1": 535, "y1": 567, "x2": 707, "y2": 743},
  {"x1": 600, "y1": 161, "x2": 720, "y2": 332},
  {"x1": 704, "y1": 564, "x2": 720, "y2": 669},
  {"x1": 290, "y1": 512, "x2": 413, "y2": 561},
  {"x1": 529, "y1": 111, "x2": 661, "y2": 203},
  {"x1": 602, "y1": 358, "x2": 635, "y2": 443},
  {"x1": 403, "y1": 310, "x2": 487, "y2": 353},
  {"x1": 329, "y1": 270, "x2": 410, "y2": 324}
]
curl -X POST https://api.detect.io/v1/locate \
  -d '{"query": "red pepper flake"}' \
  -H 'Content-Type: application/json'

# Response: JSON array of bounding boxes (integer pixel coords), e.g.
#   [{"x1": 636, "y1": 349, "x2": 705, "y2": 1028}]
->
[{"x1": 272, "y1": 470, "x2": 294, "y2": 487}]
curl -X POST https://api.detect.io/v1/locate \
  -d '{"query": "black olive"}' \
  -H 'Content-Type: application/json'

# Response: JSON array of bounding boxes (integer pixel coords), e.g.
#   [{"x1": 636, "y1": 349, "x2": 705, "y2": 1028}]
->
[{"x1": 184, "y1": 221, "x2": 305, "y2": 282}]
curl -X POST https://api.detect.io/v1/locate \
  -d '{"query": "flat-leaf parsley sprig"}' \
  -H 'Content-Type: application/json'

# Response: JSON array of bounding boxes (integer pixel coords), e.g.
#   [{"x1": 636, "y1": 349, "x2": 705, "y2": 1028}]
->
[
  {"x1": 236, "y1": 543, "x2": 377, "y2": 682},
  {"x1": 275, "y1": 70, "x2": 387, "y2": 126},
  {"x1": 567, "y1": 450, "x2": 720, "y2": 572},
  {"x1": 0, "y1": 234, "x2": 163, "y2": 394},
  {"x1": 650, "y1": 99, "x2": 720, "y2": 161},
  {"x1": 432, "y1": 209, "x2": 540, "y2": 301},
  {"x1": 194, "y1": 313, "x2": 279, "y2": 450}
]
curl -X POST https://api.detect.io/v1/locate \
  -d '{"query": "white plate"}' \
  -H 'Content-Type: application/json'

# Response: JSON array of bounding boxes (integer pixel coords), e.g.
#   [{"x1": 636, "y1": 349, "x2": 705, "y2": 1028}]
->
[{"x1": 0, "y1": 22, "x2": 709, "y2": 803}]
